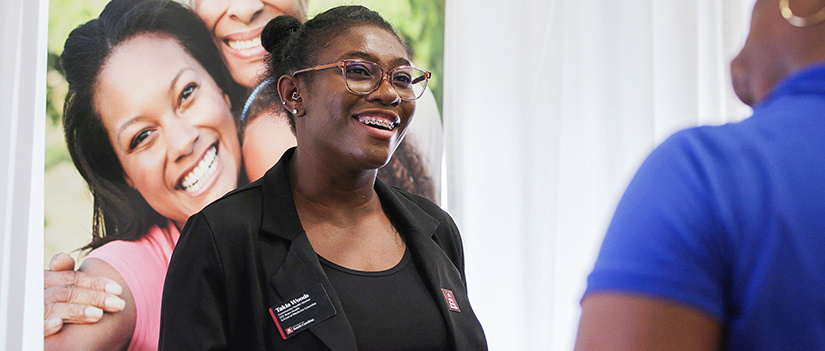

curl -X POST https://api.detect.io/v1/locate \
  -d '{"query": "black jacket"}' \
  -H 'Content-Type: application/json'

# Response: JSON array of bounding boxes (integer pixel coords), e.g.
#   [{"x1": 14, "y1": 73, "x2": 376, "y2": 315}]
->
[{"x1": 159, "y1": 149, "x2": 487, "y2": 350}]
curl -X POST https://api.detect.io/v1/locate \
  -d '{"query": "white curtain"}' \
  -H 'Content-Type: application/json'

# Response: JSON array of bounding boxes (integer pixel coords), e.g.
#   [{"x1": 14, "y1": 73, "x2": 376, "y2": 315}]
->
[
  {"x1": 1, "y1": 0, "x2": 47, "y2": 348},
  {"x1": 444, "y1": 0, "x2": 754, "y2": 349}
]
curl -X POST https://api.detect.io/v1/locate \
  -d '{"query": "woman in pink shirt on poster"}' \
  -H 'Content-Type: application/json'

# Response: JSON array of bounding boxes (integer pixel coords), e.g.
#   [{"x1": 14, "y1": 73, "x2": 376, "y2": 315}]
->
[
  {"x1": 43, "y1": 0, "x2": 310, "y2": 340},
  {"x1": 43, "y1": 0, "x2": 244, "y2": 348}
]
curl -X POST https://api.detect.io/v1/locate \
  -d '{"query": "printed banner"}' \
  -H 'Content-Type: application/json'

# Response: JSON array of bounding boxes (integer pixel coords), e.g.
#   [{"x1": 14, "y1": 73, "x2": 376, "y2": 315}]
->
[{"x1": 44, "y1": 0, "x2": 445, "y2": 263}]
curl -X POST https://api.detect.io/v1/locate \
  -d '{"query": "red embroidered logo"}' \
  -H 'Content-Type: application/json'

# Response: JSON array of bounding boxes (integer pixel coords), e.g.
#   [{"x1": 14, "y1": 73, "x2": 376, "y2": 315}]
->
[
  {"x1": 441, "y1": 288, "x2": 461, "y2": 312},
  {"x1": 286, "y1": 327, "x2": 294, "y2": 335}
]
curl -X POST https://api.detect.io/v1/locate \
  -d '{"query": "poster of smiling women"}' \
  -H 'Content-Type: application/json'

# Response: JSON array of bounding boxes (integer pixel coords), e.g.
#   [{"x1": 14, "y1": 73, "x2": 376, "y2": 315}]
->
[
  {"x1": 44, "y1": 0, "x2": 444, "y2": 346},
  {"x1": 45, "y1": 0, "x2": 444, "y2": 260}
]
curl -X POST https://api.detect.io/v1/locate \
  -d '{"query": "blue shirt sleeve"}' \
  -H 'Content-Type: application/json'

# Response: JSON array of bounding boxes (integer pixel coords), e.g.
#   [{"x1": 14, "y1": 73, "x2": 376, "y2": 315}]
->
[{"x1": 584, "y1": 130, "x2": 729, "y2": 321}]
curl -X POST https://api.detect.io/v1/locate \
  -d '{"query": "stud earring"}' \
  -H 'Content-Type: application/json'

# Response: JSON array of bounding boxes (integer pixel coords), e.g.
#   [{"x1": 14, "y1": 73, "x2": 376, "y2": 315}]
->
[
  {"x1": 292, "y1": 92, "x2": 300, "y2": 100},
  {"x1": 282, "y1": 101, "x2": 286, "y2": 105},
  {"x1": 292, "y1": 109, "x2": 298, "y2": 115}
]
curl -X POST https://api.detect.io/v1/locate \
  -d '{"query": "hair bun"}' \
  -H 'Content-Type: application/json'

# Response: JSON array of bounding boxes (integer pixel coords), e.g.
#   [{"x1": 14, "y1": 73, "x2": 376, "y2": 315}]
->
[{"x1": 261, "y1": 15, "x2": 302, "y2": 54}]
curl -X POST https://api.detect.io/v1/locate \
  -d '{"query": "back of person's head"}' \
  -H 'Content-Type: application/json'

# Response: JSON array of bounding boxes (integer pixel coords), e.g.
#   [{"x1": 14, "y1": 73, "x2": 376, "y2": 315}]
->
[{"x1": 61, "y1": 0, "x2": 240, "y2": 249}]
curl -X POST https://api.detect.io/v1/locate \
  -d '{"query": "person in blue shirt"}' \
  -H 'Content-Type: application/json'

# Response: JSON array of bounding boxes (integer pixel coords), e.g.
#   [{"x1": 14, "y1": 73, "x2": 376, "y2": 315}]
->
[{"x1": 577, "y1": 0, "x2": 825, "y2": 349}]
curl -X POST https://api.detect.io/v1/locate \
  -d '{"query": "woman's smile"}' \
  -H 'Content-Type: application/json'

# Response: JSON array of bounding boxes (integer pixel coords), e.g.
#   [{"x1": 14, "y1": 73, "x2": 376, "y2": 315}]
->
[
  {"x1": 192, "y1": 0, "x2": 303, "y2": 87},
  {"x1": 291, "y1": 25, "x2": 416, "y2": 171},
  {"x1": 220, "y1": 26, "x2": 267, "y2": 60},
  {"x1": 95, "y1": 35, "x2": 242, "y2": 226},
  {"x1": 353, "y1": 109, "x2": 402, "y2": 139},
  {"x1": 177, "y1": 143, "x2": 220, "y2": 194}
]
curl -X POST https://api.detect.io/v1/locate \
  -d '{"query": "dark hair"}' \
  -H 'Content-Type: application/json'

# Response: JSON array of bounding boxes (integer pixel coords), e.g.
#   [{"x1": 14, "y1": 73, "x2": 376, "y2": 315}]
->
[
  {"x1": 240, "y1": 77, "x2": 295, "y2": 135},
  {"x1": 61, "y1": 0, "x2": 243, "y2": 250},
  {"x1": 378, "y1": 140, "x2": 437, "y2": 203},
  {"x1": 259, "y1": 5, "x2": 408, "y2": 121}
]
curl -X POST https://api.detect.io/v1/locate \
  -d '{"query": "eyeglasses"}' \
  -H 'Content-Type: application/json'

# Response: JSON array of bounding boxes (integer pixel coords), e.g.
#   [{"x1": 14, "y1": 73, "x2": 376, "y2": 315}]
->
[{"x1": 292, "y1": 59, "x2": 431, "y2": 101}]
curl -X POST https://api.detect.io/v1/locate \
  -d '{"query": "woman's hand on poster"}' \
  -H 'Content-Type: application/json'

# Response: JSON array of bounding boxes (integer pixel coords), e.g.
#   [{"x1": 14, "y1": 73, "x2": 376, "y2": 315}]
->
[{"x1": 43, "y1": 253, "x2": 125, "y2": 337}]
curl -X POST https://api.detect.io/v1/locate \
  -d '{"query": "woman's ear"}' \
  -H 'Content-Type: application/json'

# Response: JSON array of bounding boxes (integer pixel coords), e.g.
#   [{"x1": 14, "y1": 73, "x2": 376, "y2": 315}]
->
[{"x1": 278, "y1": 75, "x2": 304, "y2": 117}]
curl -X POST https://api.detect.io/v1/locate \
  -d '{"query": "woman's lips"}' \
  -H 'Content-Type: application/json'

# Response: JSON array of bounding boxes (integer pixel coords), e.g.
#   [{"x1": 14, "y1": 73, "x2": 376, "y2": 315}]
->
[
  {"x1": 178, "y1": 144, "x2": 219, "y2": 193},
  {"x1": 354, "y1": 109, "x2": 401, "y2": 130},
  {"x1": 226, "y1": 36, "x2": 261, "y2": 51},
  {"x1": 353, "y1": 111, "x2": 403, "y2": 140},
  {"x1": 220, "y1": 28, "x2": 266, "y2": 59},
  {"x1": 357, "y1": 115, "x2": 397, "y2": 131}
]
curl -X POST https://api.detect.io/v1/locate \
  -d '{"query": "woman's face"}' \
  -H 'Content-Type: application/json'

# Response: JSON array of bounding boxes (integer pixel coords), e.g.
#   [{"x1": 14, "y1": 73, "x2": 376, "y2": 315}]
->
[
  {"x1": 192, "y1": 0, "x2": 304, "y2": 88},
  {"x1": 294, "y1": 25, "x2": 416, "y2": 171},
  {"x1": 94, "y1": 35, "x2": 242, "y2": 227}
]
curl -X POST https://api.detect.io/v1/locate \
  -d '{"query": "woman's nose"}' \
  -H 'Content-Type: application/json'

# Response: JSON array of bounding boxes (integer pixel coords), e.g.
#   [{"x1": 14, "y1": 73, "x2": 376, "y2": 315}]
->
[
  {"x1": 226, "y1": 0, "x2": 265, "y2": 24},
  {"x1": 165, "y1": 117, "x2": 200, "y2": 163},
  {"x1": 367, "y1": 74, "x2": 402, "y2": 106}
]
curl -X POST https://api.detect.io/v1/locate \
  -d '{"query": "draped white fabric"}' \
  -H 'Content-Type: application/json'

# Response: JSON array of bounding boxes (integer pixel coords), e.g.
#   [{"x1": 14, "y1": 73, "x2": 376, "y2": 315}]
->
[
  {"x1": 444, "y1": 0, "x2": 755, "y2": 349},
  {"x1": 2, "y1": 0, "x2": 48, "y2": 348}
]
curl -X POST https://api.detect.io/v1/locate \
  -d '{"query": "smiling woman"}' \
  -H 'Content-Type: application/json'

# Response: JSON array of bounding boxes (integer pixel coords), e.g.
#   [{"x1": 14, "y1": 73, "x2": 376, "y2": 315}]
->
[
  {"x1": 94, "y1": 36, "x2": 242, "y2": 229},
  {"x1": 44, "y1": 0, "x2": 243, "y2": 349},
  {"x1": 188, "y1": 0, "x2": 309, "y2": 88},
  {"x1": 182, "y1": 0, "x2": 443, "y2": 203},
  {"x1": 158, "y1": 5, "x2": 486, "y2": 350}
]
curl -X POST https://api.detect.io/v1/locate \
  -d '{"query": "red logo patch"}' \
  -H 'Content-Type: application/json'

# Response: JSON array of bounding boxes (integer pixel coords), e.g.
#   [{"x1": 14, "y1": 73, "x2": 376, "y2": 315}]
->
[
  {"x1": 286, "y1": 327, "x2": 294, "y2": 335},
  {"x1": 441, "y1": 288, "x2": 461, "y2": 312}
]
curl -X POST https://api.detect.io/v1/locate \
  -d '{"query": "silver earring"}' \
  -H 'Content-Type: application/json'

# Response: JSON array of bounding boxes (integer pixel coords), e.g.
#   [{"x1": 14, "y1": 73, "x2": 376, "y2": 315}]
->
[
  {"x1": 292, "y1": 92, "x2": 300, "y2": 100},
  {"x1": 292, "y1": 109, "x2": 298, "y2": 115},
  {"x1": 281, "y1": 101, "x2": 286, "y2": 105}
]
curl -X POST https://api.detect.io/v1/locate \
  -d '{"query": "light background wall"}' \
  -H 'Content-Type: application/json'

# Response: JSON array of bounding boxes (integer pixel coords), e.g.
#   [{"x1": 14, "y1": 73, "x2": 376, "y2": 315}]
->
[
  {"x1": 442, "y1": 0, "x2": 755, "y2": 349},
  {"x1": 2, "y1": 0, "x2": 48, "y2": 348},
  {"x1": 4, "y1": 0, "x2": 756, "y2": 349}
]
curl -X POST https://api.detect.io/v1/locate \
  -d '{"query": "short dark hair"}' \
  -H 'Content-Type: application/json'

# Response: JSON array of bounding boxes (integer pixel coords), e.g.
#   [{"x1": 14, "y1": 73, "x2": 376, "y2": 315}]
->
[{"x1": 60, "y1": 0, "x2": 242, "y2": 250}]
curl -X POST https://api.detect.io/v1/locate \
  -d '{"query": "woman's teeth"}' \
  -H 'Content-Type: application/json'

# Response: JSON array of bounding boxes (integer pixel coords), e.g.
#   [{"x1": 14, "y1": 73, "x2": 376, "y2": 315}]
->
[
  {"x1": 358, "y1": 116, "x2": 396, "y2": 130},
  {"x1": 180, "y1": 145, "x2": 218, "y2": 193},
  {"x1": 227, "y1": 37, "x2": 261, "y2": 51}
]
